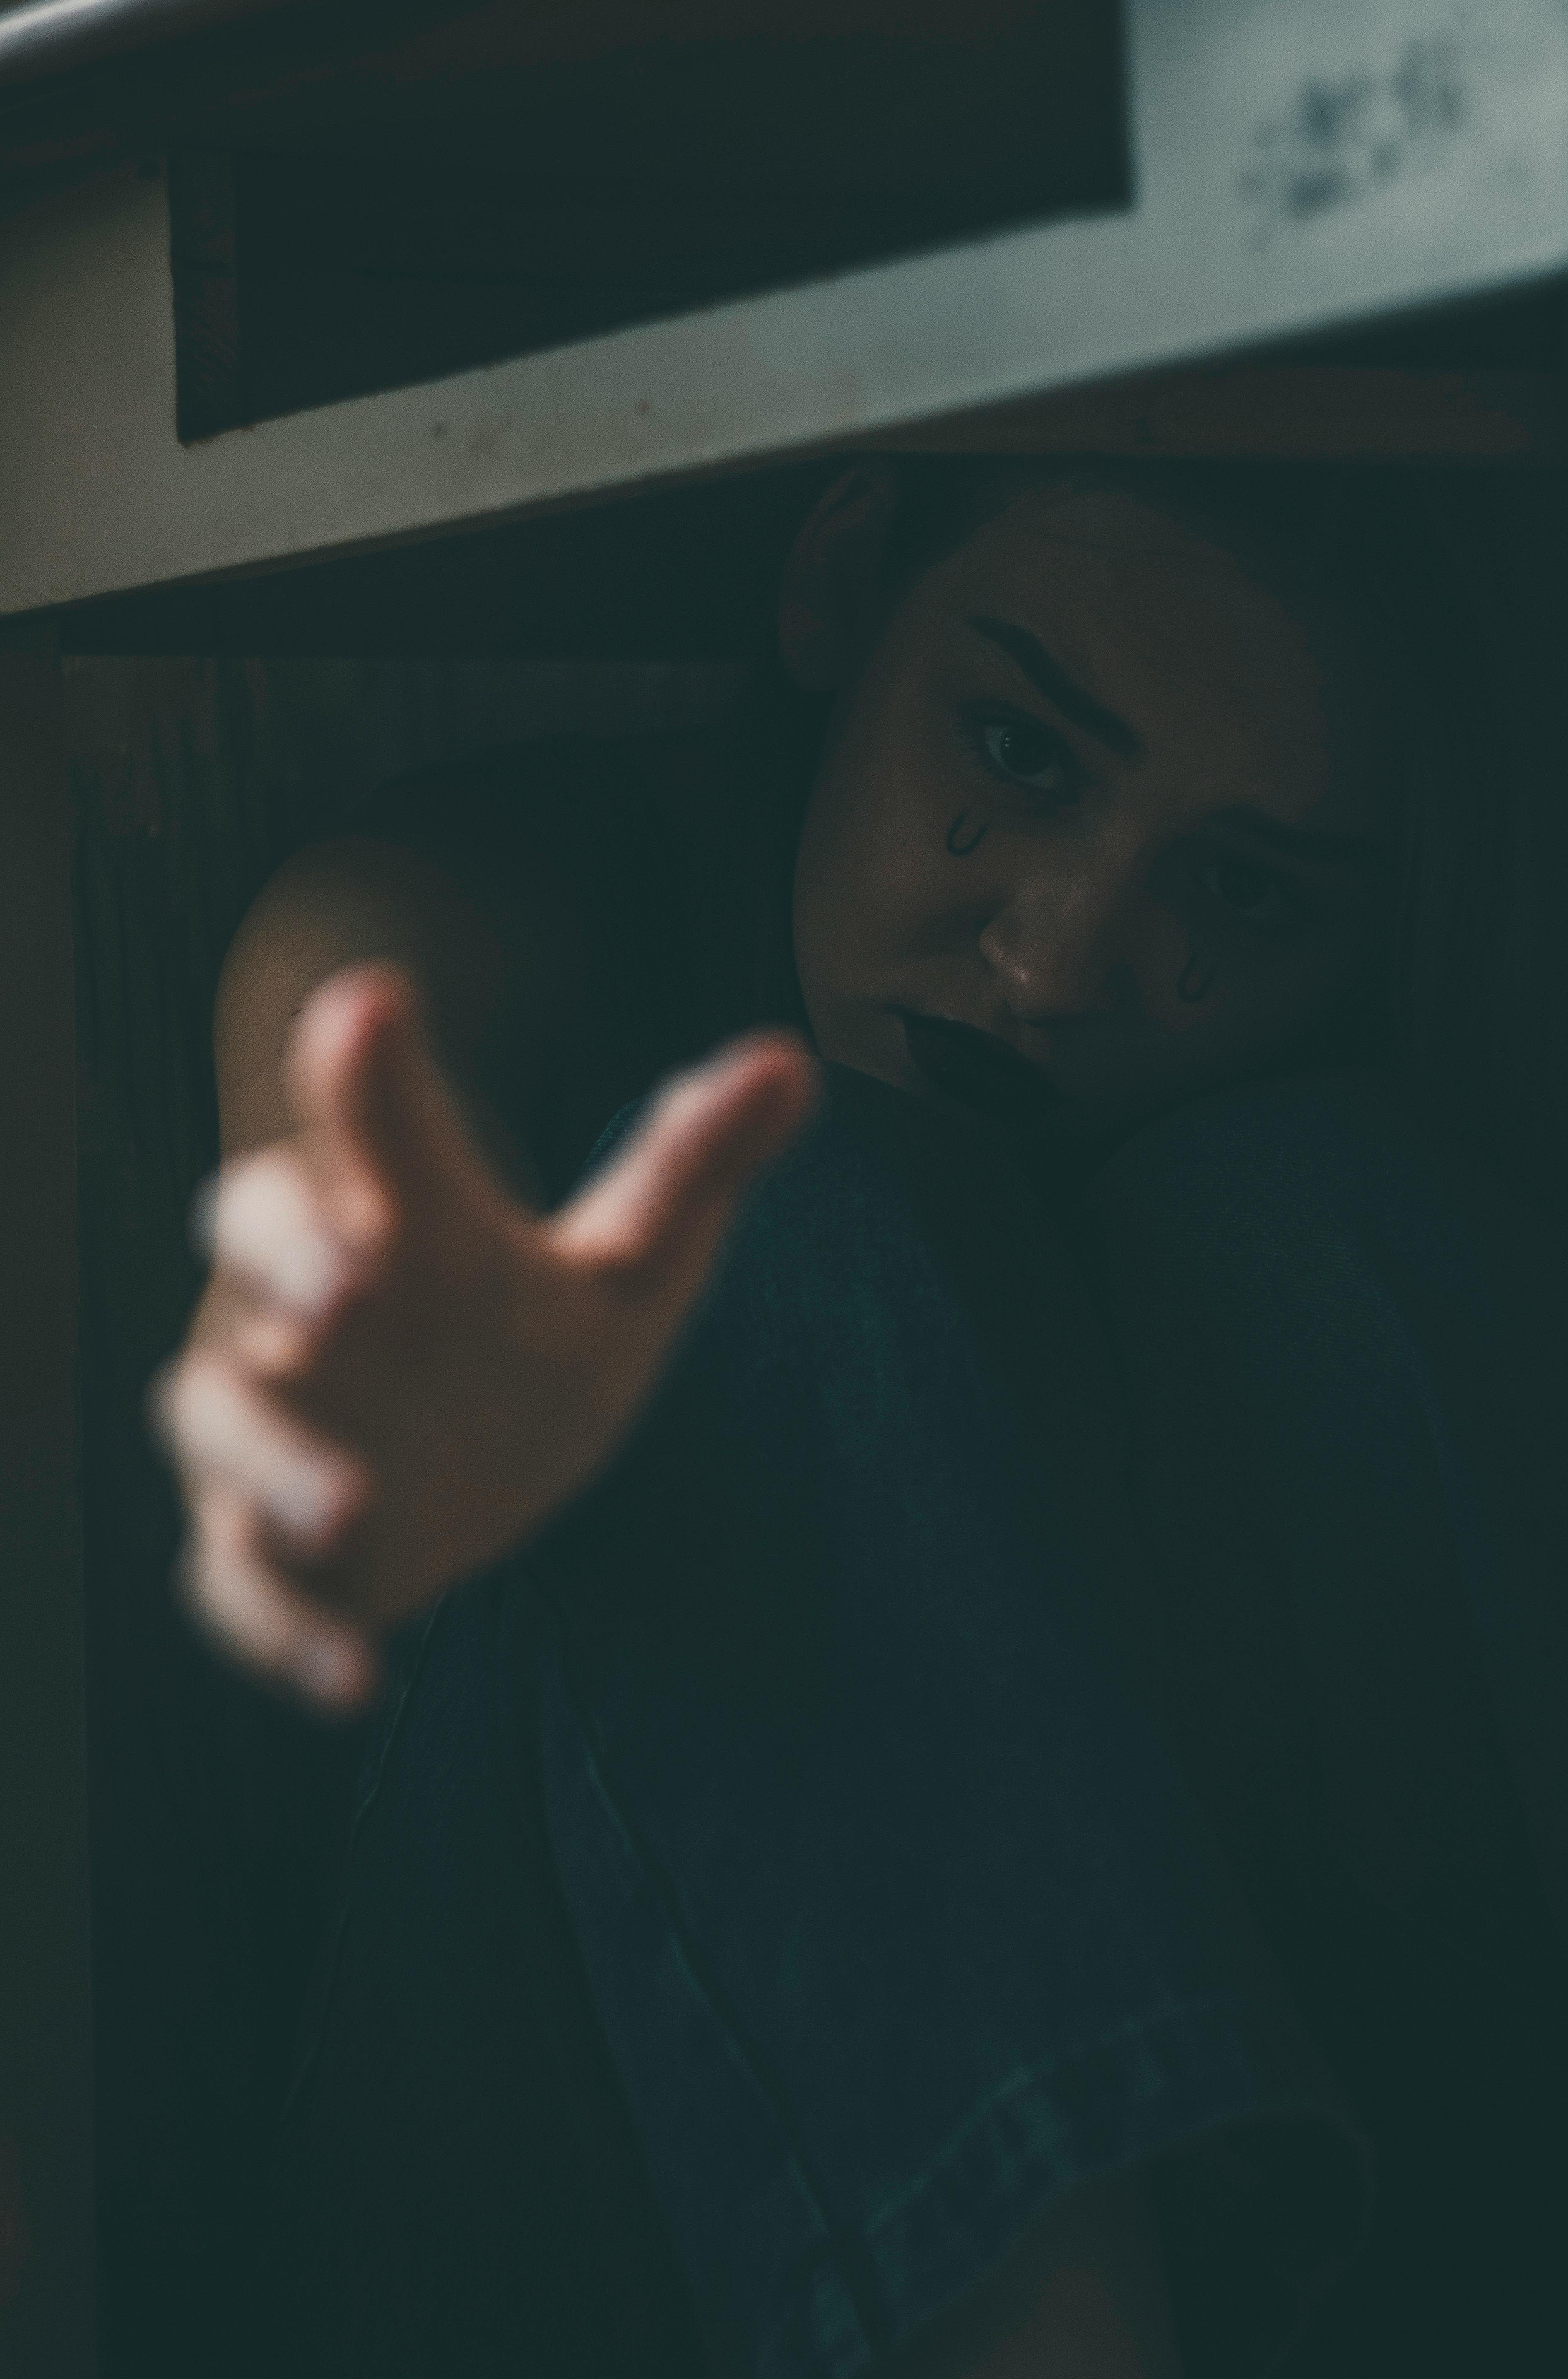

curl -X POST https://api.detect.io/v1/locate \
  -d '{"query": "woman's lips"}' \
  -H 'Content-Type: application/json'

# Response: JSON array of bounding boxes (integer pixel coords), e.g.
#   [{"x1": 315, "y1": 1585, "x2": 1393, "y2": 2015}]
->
[{"x1": 896, "y1": 1011, "x2": 1065, "y2": 1127}]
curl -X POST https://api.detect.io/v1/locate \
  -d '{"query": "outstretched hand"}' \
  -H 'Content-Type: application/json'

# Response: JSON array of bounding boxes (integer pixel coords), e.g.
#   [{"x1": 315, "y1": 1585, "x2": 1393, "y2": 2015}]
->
[{"x1": 154, "y1": 965, "x2": 817, "y2": 1709}]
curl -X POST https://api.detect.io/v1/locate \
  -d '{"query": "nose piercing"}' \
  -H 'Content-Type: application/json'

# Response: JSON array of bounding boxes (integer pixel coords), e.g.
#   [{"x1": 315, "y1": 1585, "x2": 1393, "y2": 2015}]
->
[
  {"x1": 1177, "y1": 952, "x2": 1214, "y2": 1004},
  {"x1": 946, "y1": 812, "x2": 988, "y2": 858}
]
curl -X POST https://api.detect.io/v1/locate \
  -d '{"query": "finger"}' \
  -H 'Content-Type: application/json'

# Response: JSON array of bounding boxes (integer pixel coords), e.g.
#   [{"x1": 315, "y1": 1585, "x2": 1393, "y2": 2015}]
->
[
  {"x1": 181, "y1": 1489, "x2": 377, "y2": 1709},
  {"x1": 184, "y1": 1265, "x2": 316, "y2": 1387},
  {"x1": 152, "y1": 1352, "x2": 370, "y2": 1555},
  {"x1": 286, "y1": 965, "x2": 512, "y2": 1243},
  {"x1": 205, "y1": 1147, "x2": 353, "y2": 1317},
  {"x1": 549, "y1": 1033, "x2": 817, "y2": 1288}
]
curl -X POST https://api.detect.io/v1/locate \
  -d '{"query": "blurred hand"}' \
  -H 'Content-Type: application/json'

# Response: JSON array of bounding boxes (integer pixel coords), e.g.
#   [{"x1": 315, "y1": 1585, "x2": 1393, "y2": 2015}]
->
[{"x1": 154, "y1": 964, "x2": 816, "y2": 1710}]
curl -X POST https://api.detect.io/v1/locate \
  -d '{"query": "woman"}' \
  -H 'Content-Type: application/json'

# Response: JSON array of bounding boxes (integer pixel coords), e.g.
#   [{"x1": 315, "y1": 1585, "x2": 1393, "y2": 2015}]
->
[{"x1": 157, "y1": 461, "x2": 1568, "y2": 2377}]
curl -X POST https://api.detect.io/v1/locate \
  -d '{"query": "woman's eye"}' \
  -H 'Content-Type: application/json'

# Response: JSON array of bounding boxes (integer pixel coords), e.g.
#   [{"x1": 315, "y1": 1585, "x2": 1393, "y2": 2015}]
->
[
  {"x1": 967, "y1": 711, "x2": 1076, "y2": 805},
  {"x1": 1199, "y1": 854, "x2": 1296, "y2": 928}
]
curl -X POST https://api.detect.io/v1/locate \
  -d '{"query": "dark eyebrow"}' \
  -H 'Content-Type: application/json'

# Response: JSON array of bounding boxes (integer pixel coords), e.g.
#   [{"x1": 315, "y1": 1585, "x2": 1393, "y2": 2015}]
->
[
  {"x1": 966, "y1": 615, "x2": 1143, "y2": 760},
  {"x1": 1202, "y1": 806, "x2": 1393, "y2": 871}
]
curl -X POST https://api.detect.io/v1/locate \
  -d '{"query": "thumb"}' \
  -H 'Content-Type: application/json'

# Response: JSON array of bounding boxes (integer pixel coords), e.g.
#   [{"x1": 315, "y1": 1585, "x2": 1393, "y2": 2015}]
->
[
  {"x1": 285, "y1": 964, "x2": 508, "y2": 1243},
  {"x1": 548, "y1": 1033, "x2": 817, "y2": 1294}
]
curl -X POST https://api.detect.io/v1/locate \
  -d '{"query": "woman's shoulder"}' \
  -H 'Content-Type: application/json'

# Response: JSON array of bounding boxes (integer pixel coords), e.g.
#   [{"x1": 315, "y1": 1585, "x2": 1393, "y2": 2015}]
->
[
  {"x1": 343, "y1": 730, "x2": 735, "y2": 894},
  {"x1": 337, "y1": 728, "x2": 761, "y2": 1174}
]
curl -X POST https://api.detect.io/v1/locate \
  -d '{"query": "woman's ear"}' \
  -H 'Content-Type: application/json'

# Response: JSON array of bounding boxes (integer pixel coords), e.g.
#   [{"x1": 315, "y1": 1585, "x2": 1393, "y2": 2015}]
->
[{"x1": 778, "y1": 464, "x2": 901, "y2": 692}]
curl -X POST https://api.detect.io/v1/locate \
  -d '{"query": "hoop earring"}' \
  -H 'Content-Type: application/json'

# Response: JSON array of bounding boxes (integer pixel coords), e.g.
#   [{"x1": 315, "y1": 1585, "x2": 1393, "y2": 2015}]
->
[
  {"x1": 1177, "y1": 952, "x2": 1214, "y2": 1004},
  {"x1": 946, "y1": 812, "x2": 988, "y2": 858}
]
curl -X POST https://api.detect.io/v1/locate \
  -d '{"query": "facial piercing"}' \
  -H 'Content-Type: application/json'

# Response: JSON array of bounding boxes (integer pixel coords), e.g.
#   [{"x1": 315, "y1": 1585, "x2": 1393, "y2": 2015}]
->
[
  {"x1": 946, "y1": 812, "x2": 988, "y2": 858},
  {"x1": 1177, "y1": 952, "x2": 1214, "y2": 1005}
]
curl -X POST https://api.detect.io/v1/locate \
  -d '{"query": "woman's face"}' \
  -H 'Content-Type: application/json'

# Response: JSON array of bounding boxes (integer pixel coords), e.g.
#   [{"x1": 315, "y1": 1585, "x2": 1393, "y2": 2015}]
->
[{"x1": 788, "y1": 475, "x2": 1399, "y2": 1157}]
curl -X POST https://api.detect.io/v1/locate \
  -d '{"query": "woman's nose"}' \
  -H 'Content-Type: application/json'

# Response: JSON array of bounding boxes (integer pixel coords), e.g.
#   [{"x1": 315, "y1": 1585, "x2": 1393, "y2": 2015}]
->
[{"x1": 977, "y1": 866, "x2": 1140, "y2": 1023}]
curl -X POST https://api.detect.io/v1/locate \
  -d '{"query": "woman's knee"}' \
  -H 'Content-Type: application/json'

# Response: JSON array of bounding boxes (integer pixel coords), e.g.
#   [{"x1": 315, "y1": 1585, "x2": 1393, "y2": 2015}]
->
[
  {"x1": 1072, "y1": 1069, "x2": 1540, "y2": 1365},
  {"x1": 1072, "y1": 1065, "x2": 1566, "y2": 1607},
  {"x1": 1081, "y1": 1071, "x2": 1442, "y2": 1273}
]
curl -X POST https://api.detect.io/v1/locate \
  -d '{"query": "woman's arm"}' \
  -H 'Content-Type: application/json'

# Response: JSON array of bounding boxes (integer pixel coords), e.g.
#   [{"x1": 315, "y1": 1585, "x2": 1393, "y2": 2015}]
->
[
  {"x1": 190, "y1": 850, "x2": 1178, "y2": 2372},
  {"x1": 160, "y1": 825, "x2": 815, "y2": 1706},
  {"x1": 212, "y1": 831, "x2": 591, "y2": 1197}
]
